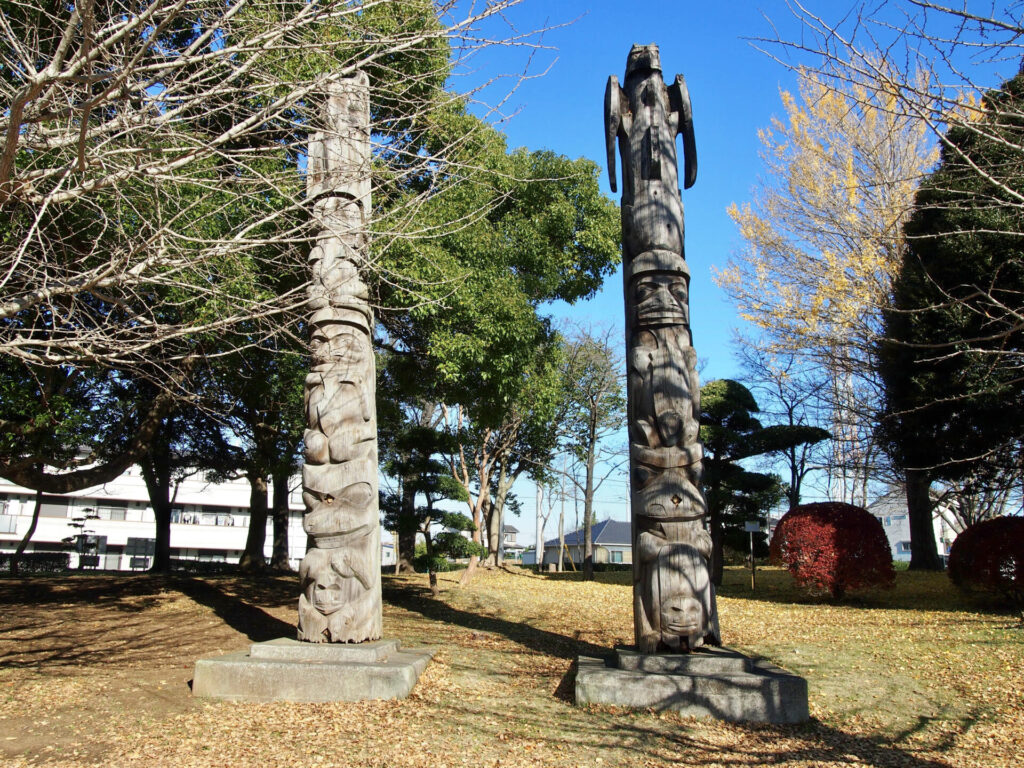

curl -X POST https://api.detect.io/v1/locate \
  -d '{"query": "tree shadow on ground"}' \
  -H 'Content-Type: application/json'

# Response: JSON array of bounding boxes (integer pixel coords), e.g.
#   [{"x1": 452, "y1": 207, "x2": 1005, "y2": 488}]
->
[
  {"x1": 174, "y1": 577, "x2": 295, "y2": 642},
  {"x1": 541, "y1": 701, "x2": 959, "y2": 767},
  {"x1": 406, "y1": 672, "x2": 962, "y2": 768},
  {"x1": 1, "y1": 618, "x2": 194, "y2": 669},
  {"x1": 383, "y1": 580, "x2": 611, "y2": 662},
  {"x1": 385, "y1": 578, "x2": 968, "y2": 768},
  {"x1": 0, "y1": 574, "x2": 173, "y2": 611}
]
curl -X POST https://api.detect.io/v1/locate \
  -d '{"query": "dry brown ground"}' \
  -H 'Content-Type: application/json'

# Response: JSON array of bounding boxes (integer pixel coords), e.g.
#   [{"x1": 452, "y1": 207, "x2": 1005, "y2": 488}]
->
[{"x1": 0, "y1": 566, "x2": 1021, "y2": 768}]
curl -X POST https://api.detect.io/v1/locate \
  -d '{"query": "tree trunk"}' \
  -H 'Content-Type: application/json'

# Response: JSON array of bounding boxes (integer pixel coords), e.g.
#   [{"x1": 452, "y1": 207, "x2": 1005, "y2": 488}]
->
[
  {"x1": 906, "y1": 467, "x2": 943, "y2": 570},
  {"x1": 239, "y1": 473, "x2": 269, "y2": 573},
  {"x1": 558, "y1": 499, "x2": 565, "y2": 573},
  {"x1": 582, "y1": 416, "x2": 598, "y2": 581},
  {"x1": 424, "y1": 530, "x2": 439, "y2": 597},
  {"x1": 459, "y1": 554, "x2": 479, "y2": 585},
  {"x1": 705, "y1": 459, "x2": 725, "y2": 586},
  {"x1": 270, "y1": 469, "x2": 292, "y2": 571},
  {"x1": 535, "y1": 481, "x2": 544, "y2": 574},
  {"x1": 141, "y1": 465, "x2": 173, "y2": 574},
  {"x1": 140, "y1": 434, "x2": 173, "y2": 574},
  {"x1": 459, "y1": 477, "x2": 487, "y2": 586},
  {"x1": 582, "y1": 511, "x2": 594, "y2": 580},
  {"x1": 787, "y1": 446, "x2": 801, "y2": 508},
  {"x1": 10, "y1": 489, "x2": 42, "y2": 576},
  {"x1": 483, "y1": 497, "x2": 498, "y2": 567},
  {"x1": 710, "y1": 509, "x2": 724, "y2": 586},
  {"x1": 397, "y1": 475, "x2": 417, "y2": 573},
  {"x1": 486, "y1": 465, "x2": 514, "y2": 567}
]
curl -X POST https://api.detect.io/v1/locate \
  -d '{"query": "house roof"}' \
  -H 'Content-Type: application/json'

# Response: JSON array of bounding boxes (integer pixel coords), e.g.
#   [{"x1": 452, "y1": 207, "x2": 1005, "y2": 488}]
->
[
  {"x1": 502, "y1": 525, "x2": 519, "y2": 534},
  {"x1": 544, "y1": 519, "x2": 631, "y2": 547},
  {"x1": 867, "y1": 488, "x2": 908, "y2": 516}
]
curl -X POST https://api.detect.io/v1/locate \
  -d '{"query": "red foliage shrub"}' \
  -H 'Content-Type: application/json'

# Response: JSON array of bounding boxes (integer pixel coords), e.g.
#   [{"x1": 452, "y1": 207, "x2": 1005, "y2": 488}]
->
[
  {"x1": 948, "y1": 516, "x2": 1024, "y2": 610},
  {"x1": 769, "y1": 501, "x2": 895, "y2": 599}
]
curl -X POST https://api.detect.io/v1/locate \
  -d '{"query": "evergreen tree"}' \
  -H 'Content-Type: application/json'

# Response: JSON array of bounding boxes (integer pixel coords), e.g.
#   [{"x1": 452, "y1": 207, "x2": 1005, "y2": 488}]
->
[
  {"x1": 880, "y1": 70, "x2": 1024, "y2": 570},
  {"x1": 374, "y1": 111, "x2": 620, "y2": 573},
  {"x1": 700, "y1": 379, "x2": 829, "y2": 585}
]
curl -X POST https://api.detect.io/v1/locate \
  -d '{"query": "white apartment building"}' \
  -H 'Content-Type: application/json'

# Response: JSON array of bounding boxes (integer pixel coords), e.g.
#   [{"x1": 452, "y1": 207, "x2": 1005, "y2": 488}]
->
[{"x1": 0, "y1": 467, "x2": 396, "y2": 571}]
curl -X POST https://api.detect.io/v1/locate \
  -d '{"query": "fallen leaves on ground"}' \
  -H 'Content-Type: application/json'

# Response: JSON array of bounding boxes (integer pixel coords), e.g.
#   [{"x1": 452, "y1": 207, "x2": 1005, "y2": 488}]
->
[{"x1": 0, "y1": 566, "x2": 1021, "y2": 767}]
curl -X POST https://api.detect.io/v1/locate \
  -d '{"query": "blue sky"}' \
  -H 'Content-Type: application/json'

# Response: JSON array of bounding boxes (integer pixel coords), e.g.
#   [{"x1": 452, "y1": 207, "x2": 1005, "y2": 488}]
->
[{"x1": 452, "y1": 0, "x2": 839, "y2": 384}]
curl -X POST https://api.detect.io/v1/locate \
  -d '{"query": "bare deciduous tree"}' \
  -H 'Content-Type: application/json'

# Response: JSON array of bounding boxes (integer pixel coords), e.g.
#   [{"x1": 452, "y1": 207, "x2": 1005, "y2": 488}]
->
[
  {"x1": 756, "y1": 1, "x2": 1024, "y2": 350},
  {"x1": 717, "y1": 63, "x2": 935, "y2": 505},
  {"x1": 0, "y1": 0, "x2": 551, "y2": 490}
]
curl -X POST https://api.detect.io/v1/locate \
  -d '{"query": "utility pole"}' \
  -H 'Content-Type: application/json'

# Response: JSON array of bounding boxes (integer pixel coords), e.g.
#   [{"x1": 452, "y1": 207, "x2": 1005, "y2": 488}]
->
[
  {"x1": 535, "y1": 480, "x2": 544, "y2": 573},
  {"x1": 558, "y1": 456, "x2": 567, "y2": 572}
]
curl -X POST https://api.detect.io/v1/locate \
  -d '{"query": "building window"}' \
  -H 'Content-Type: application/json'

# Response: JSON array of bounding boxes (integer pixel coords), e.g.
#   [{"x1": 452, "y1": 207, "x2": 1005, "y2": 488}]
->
[
  {"x1": 40, "y1": 496, "x2": 70, "y2": 518},
  {"x1": 0, "y1": 514, "x2": 16, "y2": 534},
  {"x1": 884, "y1": 517, "x2": 891, "y2": 526},
  {"x1": 892, "y1": 514, "x2": 907, "y2": 522},
  {"x1": 125, "y1": 538, "x2": 156, "y2": 557},
  {"x1": 898, "y1": 541, "x2": 912, "y2": 553},
  {"x1": 92, "y1": 500, "x2": 128, "y2": 521},
  {"x1": 611, "y1": 550, "x2": 623, "y2": 564}
]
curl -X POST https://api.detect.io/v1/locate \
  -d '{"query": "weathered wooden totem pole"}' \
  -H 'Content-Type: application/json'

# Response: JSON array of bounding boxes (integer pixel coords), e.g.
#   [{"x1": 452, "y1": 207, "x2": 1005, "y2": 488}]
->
[
  {"x1": 605, "y1": 44, "x2": 719, "y2": 653},
  {"x1": 298, "y1": 73, "x2": 382, "y2": 643}
]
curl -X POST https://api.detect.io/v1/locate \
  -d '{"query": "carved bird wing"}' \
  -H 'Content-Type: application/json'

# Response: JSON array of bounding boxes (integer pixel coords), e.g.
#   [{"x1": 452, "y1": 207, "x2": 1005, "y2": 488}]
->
[
  {"x1": 604, "y1": 75, "x2": 622, "y2": 193},
  {"x1": 669, "y1": 74, "x2": 697, "y2": 189}
]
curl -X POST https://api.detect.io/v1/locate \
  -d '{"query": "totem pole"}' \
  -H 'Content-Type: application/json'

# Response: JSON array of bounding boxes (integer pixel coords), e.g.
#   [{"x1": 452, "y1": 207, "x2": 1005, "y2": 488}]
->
[
  {"x1": 605, "y1": 45, "x2": 719, "y2": 653},
  {"x1": 298, "y1": 73, "x2": 382, "y2": 643}
]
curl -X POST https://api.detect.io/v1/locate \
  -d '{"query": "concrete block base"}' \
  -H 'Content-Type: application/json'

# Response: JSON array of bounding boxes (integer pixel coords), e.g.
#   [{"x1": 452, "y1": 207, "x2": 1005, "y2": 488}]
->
[
  {"x1": 575, "y1": 646, "x2": 808, "y2": 723},
  {"x1": 193, "y1": 638, "x2": 433, "y2": 702}
]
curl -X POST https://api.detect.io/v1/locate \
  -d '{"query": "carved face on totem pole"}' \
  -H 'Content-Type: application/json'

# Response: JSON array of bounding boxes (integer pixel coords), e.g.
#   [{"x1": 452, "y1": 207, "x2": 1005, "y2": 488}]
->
[
  {"x1": 633, "y1": 272, "x2": 688, "y2": 327},
  {"x1": 298, "y1": 541, "x2": 377, "y2": 643}
]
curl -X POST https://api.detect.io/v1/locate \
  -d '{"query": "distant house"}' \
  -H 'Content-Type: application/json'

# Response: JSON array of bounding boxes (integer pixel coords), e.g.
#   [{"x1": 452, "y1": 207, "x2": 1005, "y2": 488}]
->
[
  {"x1": 522, "y1": 519, "x2": 632, "y2": 567},
  {"x1": 501, "y1": 525, "x2": 525, "y2": 560},
  {"x1": 867, "y1": 487, "x2": 955, "y2": 562}
]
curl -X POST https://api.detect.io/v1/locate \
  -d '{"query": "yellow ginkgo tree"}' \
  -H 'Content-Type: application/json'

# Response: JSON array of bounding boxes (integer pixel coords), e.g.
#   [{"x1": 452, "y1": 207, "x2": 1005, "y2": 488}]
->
[{"x1": 716, "y1": 65, "x2": 937, "y2": 503}]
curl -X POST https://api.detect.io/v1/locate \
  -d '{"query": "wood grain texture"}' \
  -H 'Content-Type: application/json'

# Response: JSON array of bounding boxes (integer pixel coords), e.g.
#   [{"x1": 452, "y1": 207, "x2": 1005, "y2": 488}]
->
[
  {"x1": 607, "y1": 45, "x2": 719, "y2": 653},
  {"x1": 297, "y1": 74, "x2": 382, "y2": 643}
]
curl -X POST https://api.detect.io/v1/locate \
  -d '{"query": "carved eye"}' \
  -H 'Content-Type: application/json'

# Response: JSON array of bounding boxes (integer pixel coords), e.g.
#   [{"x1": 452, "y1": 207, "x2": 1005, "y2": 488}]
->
[
  {"x1": 635, "y1": 280, "x2": 657, "y2": 302},
  {"x1": 635, "y1": 466, "x2": 653, "y2": 488}
]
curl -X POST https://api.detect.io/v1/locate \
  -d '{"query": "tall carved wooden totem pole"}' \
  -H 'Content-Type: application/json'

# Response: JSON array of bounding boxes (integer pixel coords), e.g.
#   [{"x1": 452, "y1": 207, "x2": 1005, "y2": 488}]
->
[
  {"x1": 605, "y1": 44, "x2": 719, "y2": 653},
  {"x1": 192, "y1": 74, "x2": 432, "y2": 702},
  {"x1": 298, "y1": 73, "x2": 382, "y2": 643}
]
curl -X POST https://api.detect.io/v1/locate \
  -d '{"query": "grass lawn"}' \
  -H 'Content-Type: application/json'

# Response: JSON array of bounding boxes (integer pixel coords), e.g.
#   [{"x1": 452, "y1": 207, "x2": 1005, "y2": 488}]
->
[{"x1": 0, "y1": 565, "x2": 1020, "y2": 767}]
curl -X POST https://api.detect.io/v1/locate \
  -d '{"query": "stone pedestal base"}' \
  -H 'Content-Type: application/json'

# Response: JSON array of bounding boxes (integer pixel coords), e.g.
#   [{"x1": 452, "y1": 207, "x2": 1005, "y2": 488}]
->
[
  {"x1": 575, "y1": 646, "x2": 808, "y2": 723},
  {"x1": 192, "y1": 638, "x2": 432, "y2": 702}
]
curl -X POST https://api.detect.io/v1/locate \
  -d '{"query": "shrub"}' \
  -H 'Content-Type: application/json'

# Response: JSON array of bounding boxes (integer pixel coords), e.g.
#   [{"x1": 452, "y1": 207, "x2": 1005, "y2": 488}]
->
[
  {"x1": 0, "y1": 552, "x2": 70, "y2": 573},
  {"x1": 591, "y1": 562, "x2": 632, "y2": 573},
  {"x1": 168, "y1": 559, "x2": 238, "y2": 575},
  {"x1": 412, "y1": 553, "x2": 454, "y2": 573},
  {"x1": 948, "y1": 516, "x2": 1024, "y2": 611},
  {"x1": 770, "y1": 501, "x2": 895, "y2": 599}
]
